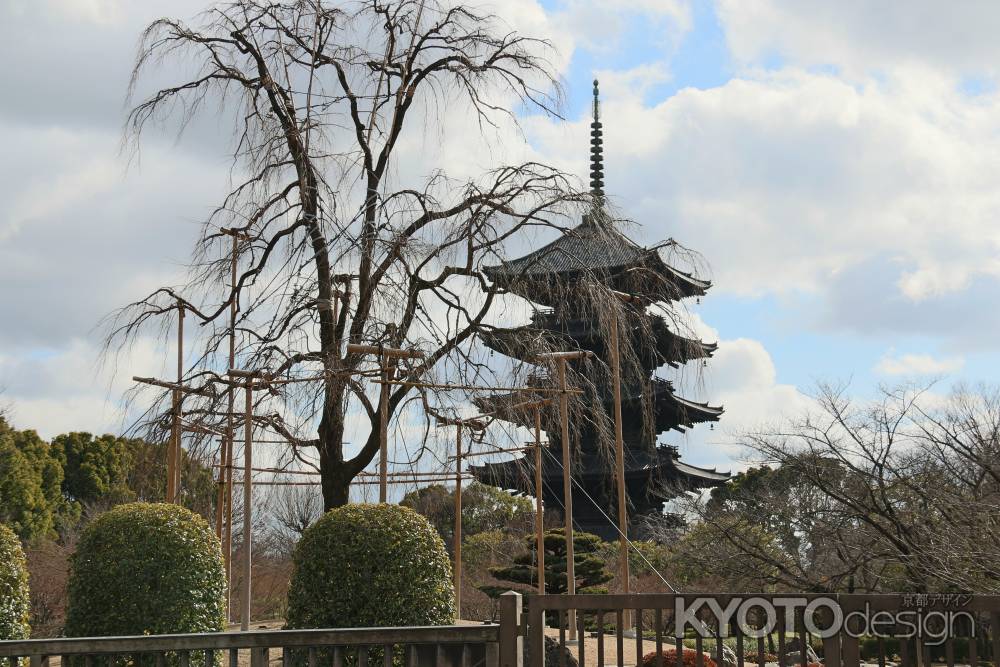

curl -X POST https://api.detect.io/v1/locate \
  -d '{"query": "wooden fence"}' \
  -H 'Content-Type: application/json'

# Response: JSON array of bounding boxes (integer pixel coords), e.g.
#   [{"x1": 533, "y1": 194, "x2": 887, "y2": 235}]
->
[
  {"x1": 3, "y1": 594, "x2": 999, "y2": 667},
  {"x1": 0, "y1": 624, "x2": 508, "y2": 667},
  {"x1": 524, "y1": 593, "x2": 1000, "y2": 667}
]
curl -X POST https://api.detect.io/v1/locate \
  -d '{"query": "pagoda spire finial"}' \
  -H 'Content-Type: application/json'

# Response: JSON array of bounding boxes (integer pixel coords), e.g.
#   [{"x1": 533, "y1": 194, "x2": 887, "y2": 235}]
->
[{"x1": 590, "y1": 78, "x2": 605, "y2": 203}]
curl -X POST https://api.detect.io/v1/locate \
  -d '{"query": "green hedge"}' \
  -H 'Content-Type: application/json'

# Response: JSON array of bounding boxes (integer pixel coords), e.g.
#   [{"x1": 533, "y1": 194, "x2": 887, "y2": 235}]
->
[
  {"x1": 0, "y1": 524, "x2": 30, "y2": 640},
  {"x1": 286, "y1": 503, "x2": 455, "y2": 629},
  {"x1": 65, "y1": 503, "x2": 225, "y2": 637}
]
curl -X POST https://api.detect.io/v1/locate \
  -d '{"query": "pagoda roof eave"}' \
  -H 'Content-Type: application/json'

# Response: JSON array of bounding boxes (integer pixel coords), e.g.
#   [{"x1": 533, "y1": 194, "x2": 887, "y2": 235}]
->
[
  {"x1": 644, "y1": 253, "x2": 711, "y2": 296},
  {"x1": 669, "y1": 393, "x2": 724, "y2": 419},
  {"x1": 468, "y1": 445, "x2": 731, "y2": 492},
  {"x1": 671, "y1": 459, "x2": 731, "y2": 483},
  {"x1": 484, "y1": 214, "x2": 710, "y2": 300},
  {"x1": 475, "y1": 379, "x2": 723, "y2": 432},
  {"x1": 483, "y1": 213, "x2": 646, "y2": 278}
]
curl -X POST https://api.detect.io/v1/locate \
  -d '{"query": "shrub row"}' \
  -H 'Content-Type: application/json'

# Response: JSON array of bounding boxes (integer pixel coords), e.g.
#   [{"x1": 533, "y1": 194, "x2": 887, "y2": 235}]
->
[{"x1": 3, "y1": 501, "x2": 452, "y2": 639}]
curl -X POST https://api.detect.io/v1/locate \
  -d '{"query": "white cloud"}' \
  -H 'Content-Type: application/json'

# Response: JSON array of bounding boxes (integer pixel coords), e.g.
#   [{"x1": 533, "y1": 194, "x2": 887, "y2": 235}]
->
[
  {"x1": 550, "y1": 0, "x2": 692, "y2": 55},
  {"x1": 5, "y1": 0, "x2": 123, "y2": 25},
  {"x1": 875, "y1": 351, "x2": 965, "y2": 376},
  {"x1": 671, "y1": 336, "x2": 812, "y2": 471},
  {"x1": 0, "y1": 337, "x2": 169, "y2": 438},
  {"x1": 0, "y1": 119, "x2": 228, "y2": 348},
  {"x1": 716, "y1": 0, "x2": 1000, "y2": 80}
]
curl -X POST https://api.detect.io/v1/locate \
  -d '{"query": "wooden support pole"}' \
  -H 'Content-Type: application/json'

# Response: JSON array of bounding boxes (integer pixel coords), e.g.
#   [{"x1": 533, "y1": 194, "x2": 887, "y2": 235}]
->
[
  {"x1": 382, "y1": 380, "x2": 582, "y2": 394},
  {"x1": 378, "y1": 358, "x2": 397, "y2": 503},
  {"x1": 241, "y1": 378, "x2": 253, "y2": 632},
  {"x1": 215, "y1": 436, "x2": 226, "y2": 538},
  {"x1": 185, "y1": 422, "x2": 224, "y2": 436},
  {"x1": 166, "y1": 410, "x2": 177, "y2": 503},
  {"x1": 224, "y1": 231, "x2": 237, "y2": 623},
  {"x1": 345, "y1": 342, "x2": 421, "y2": 504},
  {"x1": 237, "y1": 477, "x2": 476, "y2": 486},
  {"x1": 533, "y1": 406, "x2": 545, "y2": 596},
  {"x1": 133, "y1": 376, "x2": 216, "y2": 396},
  {"x1": 167, "y1": 304, "x2": 184, "y2": 504},
  {"x1": 609, "y1": 310, "x2": 631, "y2": 628},
  {"x1": 556, "y1": 357, "x2": 576, "y2": 641},
  {"x1": 454, "y1": 423, "x2": 463, "y2": 619},
  {"x1": 223, "y1": 427, "x2": 234, "y2": 622},
  {"x1": 175, "y1": 303, "x2": 184, "y2": 500},
  {"x1": 536, "y1": 350, "x2": 592, "y2": 361},
  {"x1": 449, "y1": 446, "x2": 535, "y2": 460},
  {"x1": 216, "y1": 464, "x2": 464, "y2": 478}
]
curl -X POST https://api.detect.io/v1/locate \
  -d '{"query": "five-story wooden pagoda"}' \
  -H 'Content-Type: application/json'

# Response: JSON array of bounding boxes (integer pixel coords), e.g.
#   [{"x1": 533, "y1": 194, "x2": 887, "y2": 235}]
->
[{"x1": 471, "y1": 81, "x2": 727, "y2": 539}]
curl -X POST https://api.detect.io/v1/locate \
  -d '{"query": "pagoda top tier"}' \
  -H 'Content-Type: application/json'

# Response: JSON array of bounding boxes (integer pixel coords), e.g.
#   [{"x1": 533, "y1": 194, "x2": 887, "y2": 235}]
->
[{"x1": 484, "y1": 211, "x2": 710, "y2": 305}]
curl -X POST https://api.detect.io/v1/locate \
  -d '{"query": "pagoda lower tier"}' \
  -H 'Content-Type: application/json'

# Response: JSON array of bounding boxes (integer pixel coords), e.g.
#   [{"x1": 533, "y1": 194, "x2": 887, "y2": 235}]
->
[
  {"x1": 469, "y1": 444, "x2": 729, "y2": 540},
  {"x1": 480, "y1": 311, "x2": 717, "y2": 372},
  {"x1": 477, "y1": 378, "x2": 723, "y2": 437}
]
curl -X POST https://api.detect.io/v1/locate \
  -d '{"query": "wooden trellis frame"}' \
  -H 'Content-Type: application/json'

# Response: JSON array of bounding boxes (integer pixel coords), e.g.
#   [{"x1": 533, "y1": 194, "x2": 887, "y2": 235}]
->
[{"x1": 128, "y1": 244, "x2": 641, "y2": 632}]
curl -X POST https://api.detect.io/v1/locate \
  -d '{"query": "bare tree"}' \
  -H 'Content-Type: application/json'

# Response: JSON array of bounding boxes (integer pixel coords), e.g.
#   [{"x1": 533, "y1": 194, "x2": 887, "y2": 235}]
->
[
  {"x1": 270, "y1": 484, "x2": 322, "y2": 539},
  {"x1": 667, "y1": 383, "x2": 1000, "y2": 593},
  {"x1": 106, "y1": 0, "x2": 596, "y2": 508}
]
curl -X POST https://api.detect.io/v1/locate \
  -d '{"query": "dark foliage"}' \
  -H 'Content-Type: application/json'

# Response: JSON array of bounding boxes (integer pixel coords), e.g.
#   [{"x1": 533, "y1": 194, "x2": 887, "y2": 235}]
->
[{"x1": 489, "y1": 528, "x2": 613, "y2": 595}]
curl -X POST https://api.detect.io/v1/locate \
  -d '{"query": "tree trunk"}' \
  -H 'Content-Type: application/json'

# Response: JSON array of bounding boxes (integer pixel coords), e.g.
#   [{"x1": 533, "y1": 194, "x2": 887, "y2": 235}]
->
[
  {"x1": 319, "y1": 450, "x2": 352, "y2": 510},
  {"x1": 318, "y1": 380, "x2": 351, "y2": 510}
]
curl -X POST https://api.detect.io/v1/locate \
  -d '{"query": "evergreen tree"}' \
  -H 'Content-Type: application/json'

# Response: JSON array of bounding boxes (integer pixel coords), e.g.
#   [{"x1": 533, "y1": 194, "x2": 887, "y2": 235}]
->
[
  {"x1": 489, "y1": 528, "x2": 613, "y2": 595},
  {"x1": 0, "y1": 418, "x2": 64, "y2": 541},
  {"x1": 0, "y1": 420, "x2": 219, "y2": 538},
  {"x1": 51, "y1": 432, "x2": 134, "y2": 507}
]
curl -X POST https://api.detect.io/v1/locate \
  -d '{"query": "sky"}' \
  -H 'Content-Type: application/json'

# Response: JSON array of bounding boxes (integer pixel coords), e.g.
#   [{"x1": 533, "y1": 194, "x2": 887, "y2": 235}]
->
[{"x1": 3, "y1": 0, "x2": 1000, "y2": 477}]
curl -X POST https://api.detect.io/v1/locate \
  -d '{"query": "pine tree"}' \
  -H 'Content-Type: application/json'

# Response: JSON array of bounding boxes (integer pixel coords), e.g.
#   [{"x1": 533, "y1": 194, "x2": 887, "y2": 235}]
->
[{"x1": 488, "y1": 528, "x2": 613, "y2": 595}]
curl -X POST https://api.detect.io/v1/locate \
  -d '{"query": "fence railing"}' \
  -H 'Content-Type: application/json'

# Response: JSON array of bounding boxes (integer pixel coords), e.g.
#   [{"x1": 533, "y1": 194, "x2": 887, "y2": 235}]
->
[
  {"x1": 524, "y1": 593, "x2": 1000, "y2": 667},
  {"x1": 0, "y1": 624, "x2": 506, "y2": 667},
  {"x1": 4, "y1": 594, "x2": 999, "y2": 667}
]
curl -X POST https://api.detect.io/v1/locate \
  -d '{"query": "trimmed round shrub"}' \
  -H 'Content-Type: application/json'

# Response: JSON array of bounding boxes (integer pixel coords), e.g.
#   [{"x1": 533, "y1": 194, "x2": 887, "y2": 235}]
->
[
  {"x1": 286, "y1": 503, "x2": 455, "y2": 628},
  {"x1": 65, "y1": 503, "x2": 225, "y2": 637},
  {"x1": 0, "y1": 524, "x2": 30, "y2": 640}
]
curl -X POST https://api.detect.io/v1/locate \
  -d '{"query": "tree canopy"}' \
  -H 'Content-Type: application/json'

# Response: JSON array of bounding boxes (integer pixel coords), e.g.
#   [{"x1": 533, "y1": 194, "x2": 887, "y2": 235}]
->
[
  {"x1": 51, "y1": 432, "x2": 133, "y2": 507},
  {"x1": 666, "y1": 383, "x2": 1000, "y2": 593},
  {"x1": 0, "y1": 419, "x2": 217, "y2": 540},
  {"x1": 0, "y1": 419, "x2": 64, "y2": 541},
  {"x1": 400, "y1": 481, "x2": 533, "y2": 548}
]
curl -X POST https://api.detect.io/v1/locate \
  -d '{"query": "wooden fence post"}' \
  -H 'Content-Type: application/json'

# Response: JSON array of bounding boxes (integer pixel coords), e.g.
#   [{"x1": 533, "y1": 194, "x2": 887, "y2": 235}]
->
[
  {"x1": 840, "y1": 596, "x2": 861, "y2": 667},
  {"x1": 526, "y1": 595, "x2": 545, "y2": 667},
  {"x1": 499, "y1": 591, "x2": 523, "y2": 667},
  {"x1": 250, "y1": 648, "x2": 268, "y2": 667}
]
